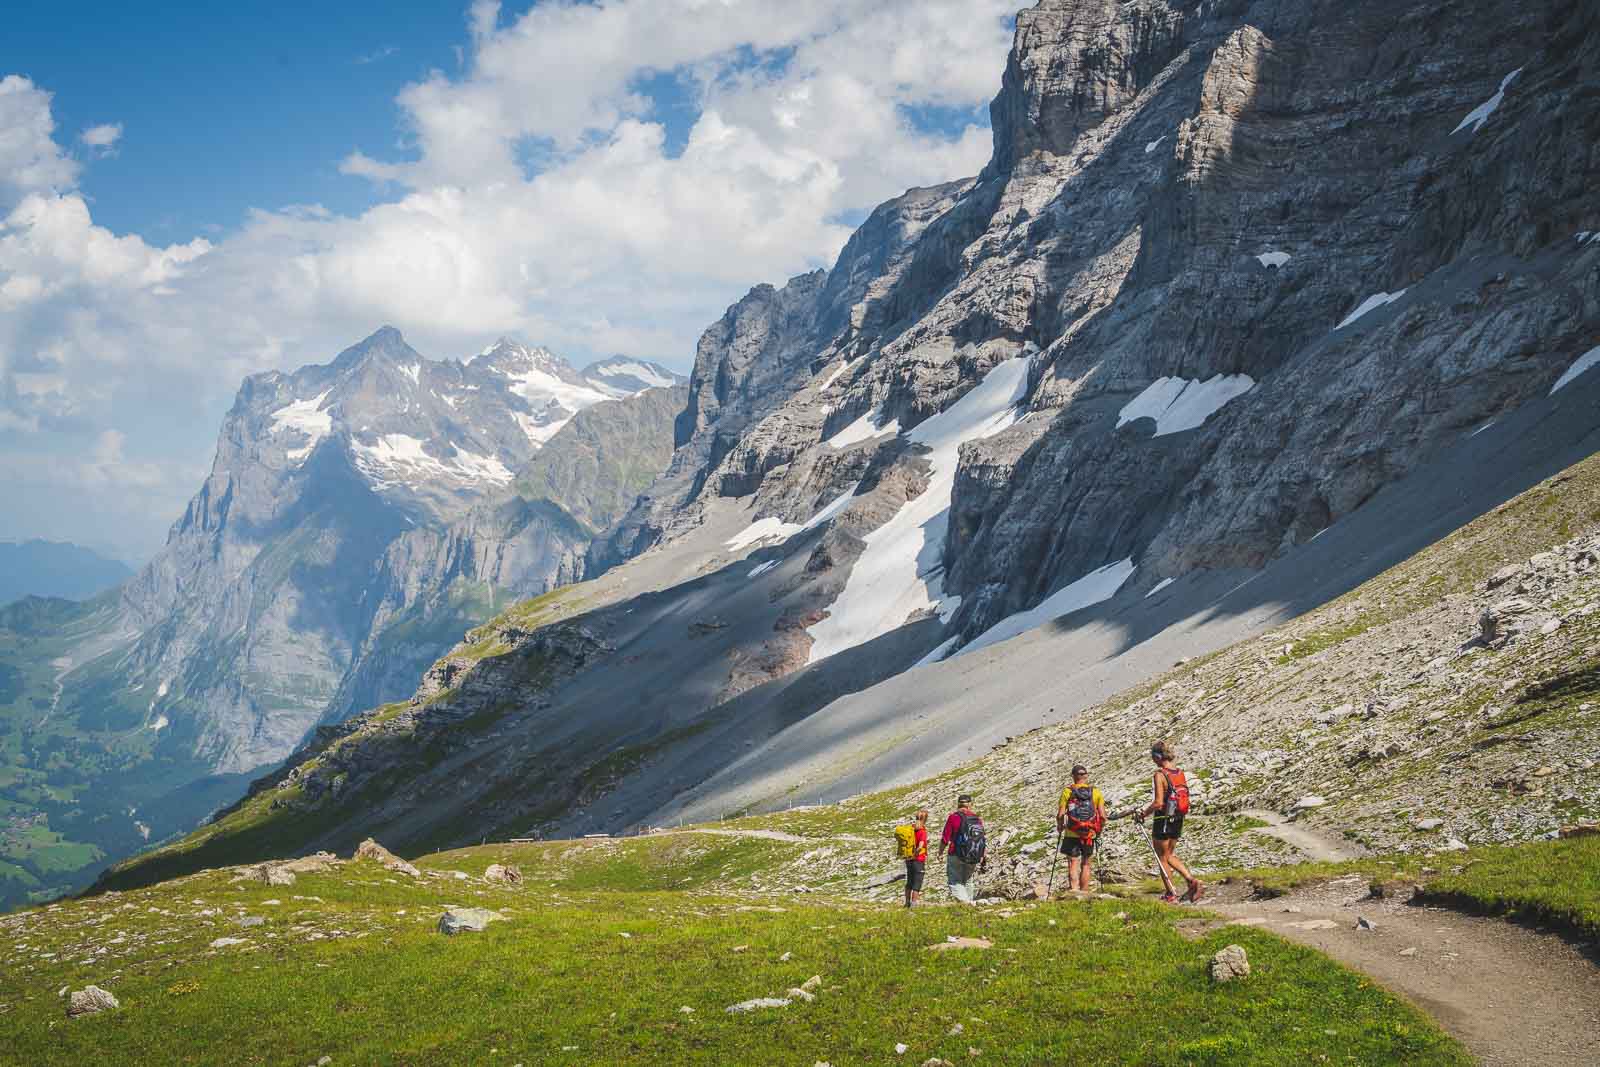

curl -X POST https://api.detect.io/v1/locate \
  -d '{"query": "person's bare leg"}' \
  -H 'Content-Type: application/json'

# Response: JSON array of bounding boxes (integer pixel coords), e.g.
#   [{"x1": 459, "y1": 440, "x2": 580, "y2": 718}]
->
[
  {"x1": 1154, "y1": 838, "x2": 1178, "y2": 894},
  {"x1": 1067, "y1": 855, "x2": 1081, "y2": 891},
  {"x1": 1163, "y1": 845, "x2": 1202, "y2": 897},
  {"x1": 1079, "y1": 856, "x2": 1093, "y2": 892}
]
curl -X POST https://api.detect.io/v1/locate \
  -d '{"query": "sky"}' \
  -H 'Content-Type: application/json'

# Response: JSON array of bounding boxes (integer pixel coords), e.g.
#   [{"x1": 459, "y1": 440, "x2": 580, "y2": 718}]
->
[{"x1": 0, "y1": 0, "x2": 1018, "y2": 564}]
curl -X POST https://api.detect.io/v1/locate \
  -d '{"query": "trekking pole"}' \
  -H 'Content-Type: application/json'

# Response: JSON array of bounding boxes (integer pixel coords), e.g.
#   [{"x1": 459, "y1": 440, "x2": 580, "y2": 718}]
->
[
  {"x1": 1110, "y1": 810, "x2": 1176, "y2": 898},
  {"x1": 1045, "y1": 825, "x2": 1066, "y2": 900}
]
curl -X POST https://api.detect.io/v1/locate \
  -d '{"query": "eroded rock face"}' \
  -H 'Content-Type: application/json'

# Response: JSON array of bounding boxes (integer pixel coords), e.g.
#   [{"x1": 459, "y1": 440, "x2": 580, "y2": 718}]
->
[{"x1": 608, "y1": 0, "x2": 1600, "y2": 655}]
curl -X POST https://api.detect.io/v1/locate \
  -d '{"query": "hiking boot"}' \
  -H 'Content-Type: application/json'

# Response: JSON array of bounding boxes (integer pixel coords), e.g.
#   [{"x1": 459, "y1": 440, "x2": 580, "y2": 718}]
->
[
  {"x1": 1160, "y1": 892, "x2": 1179, "y2": 904},
  {"x1": 1185, "y1": 880, "x2": 1205, "y2": 903}
]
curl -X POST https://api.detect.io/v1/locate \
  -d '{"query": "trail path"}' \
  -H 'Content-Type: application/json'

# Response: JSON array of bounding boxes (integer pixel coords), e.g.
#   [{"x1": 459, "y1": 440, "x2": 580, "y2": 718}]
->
[
  {"x1": 1209, "y1": 876, "x2": 1600, "y2": 1067},
  {"x1": 1238, "y1": 809, "x2": 1365, "y2": 862},
  {"x1": 663, "y1": 827, "x2": 870, "y2": 844}
]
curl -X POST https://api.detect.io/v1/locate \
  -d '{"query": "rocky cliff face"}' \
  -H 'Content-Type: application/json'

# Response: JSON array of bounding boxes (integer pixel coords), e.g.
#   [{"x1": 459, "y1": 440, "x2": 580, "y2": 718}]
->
[{"x1": 611, "y1": 0, "x2": 1600, "y2": 660}]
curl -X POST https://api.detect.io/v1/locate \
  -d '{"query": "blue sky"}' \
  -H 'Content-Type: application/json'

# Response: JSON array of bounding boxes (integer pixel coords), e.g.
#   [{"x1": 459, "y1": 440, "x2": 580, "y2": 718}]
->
[
  {"x1": 7, "y1": 1, "x2": 475, "y2": 237},
  {"x1": 0, "y1": 0, "x2": 1016, "y2": 562}
]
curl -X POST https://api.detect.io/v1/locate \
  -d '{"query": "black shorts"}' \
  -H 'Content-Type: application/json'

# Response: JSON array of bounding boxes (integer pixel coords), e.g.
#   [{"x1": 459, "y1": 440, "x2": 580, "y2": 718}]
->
[
  {"x1": 905, "y1": 860, "x2": 926, "y2": 891},
  {"x1": 1059, "y1": 836, "x2": 1095, "y2": 858},
  {"x1": 1153, "y1": 814, "x2": 1185, "y2": 841}
]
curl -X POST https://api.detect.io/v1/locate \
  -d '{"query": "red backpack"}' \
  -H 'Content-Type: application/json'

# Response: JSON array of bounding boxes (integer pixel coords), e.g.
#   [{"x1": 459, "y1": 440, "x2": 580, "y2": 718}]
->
[
  {"x1": 1065, "y1": 785, "x2": 1103, "y2": 843},
  {"x1": 1160, "y1": 768, "x2": 1191, "y2": 816}
]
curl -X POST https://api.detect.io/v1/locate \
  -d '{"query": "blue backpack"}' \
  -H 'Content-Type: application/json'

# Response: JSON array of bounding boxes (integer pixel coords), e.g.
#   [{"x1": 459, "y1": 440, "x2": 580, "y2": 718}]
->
[{"x1": 952, "y1": 812, "x2": 986, "y2": 865}]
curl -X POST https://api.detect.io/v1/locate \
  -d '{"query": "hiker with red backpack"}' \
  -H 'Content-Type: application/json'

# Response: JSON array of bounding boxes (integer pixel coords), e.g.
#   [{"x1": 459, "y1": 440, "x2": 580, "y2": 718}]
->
[
  {"x1": 1134, "y1": 740, "x2": 1204, "y2": 903},
  {"x1": 1055, "y1": 764, "x2": 1107, "y2": 892},
  {"x1": 939, "y1": 794, "x2": 987, "y2": 903},
  {"x1": 894, "y1": 809, "x2": 930, "y2": 908}
]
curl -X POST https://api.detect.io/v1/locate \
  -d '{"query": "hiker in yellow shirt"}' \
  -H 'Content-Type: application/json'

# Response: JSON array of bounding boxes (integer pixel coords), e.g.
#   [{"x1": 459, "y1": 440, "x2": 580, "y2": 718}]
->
[{"x1": 1056, "y1": 764, "x2": 1106, "y2": 892}]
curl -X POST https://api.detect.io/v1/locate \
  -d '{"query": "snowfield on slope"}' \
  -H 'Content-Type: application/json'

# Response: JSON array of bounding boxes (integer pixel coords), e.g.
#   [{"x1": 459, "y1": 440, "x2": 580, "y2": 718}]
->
[
  {"x1": 724, "y1": 483, "x2": 859, "y2": 552},
  {"x1": 948, "y1": 558, "x2": 1136, "y2": 660},
  {"x1": 806, "y1": 355, "x2": 1032, "y2": 663},
  {"x1": 270, "y1": 390, "x2": 333, "y2": 462},
  {"x1": 1116, "y1": 375, "x2": 1255, "y2": 436}
]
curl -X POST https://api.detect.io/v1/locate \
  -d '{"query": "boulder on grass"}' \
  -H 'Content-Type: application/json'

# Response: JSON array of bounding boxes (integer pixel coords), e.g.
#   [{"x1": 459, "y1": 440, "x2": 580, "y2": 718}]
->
[
  {"x1": 67, "y1": 986, "x2": 119, "y2": 1018},
  {"x1": 437, "y1": 907, "x2": 506, "y2": 935},
  {"x1": 354, "y1": 838, "x2": 421, "y2": 877},
  {"x1": 484, "y1": 863, "x2": 523, "y2": 885},
  {"x1": 1210, "y1": 944, "x2": 1250, "y2": 983}
]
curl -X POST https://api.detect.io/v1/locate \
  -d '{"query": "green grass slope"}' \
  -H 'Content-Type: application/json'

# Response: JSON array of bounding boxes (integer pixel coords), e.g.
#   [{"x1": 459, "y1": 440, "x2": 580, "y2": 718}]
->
[{"x1": 0, "y1": 835, "x2": 1466, "y2": 1066}]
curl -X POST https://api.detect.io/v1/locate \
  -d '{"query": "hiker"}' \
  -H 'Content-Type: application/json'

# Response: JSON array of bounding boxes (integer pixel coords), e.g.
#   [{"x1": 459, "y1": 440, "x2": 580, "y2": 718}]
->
[
  {"x1": 939, "y1": 794, "x2": 987, "y2": 903},
  {"x1": 1056, "y1": 764, "x2": 1107, "y2": 892},
  {"x1": 897, "y1": 809, "x2": 930, "y2": 908},
  {"x1": 1134, "y1": 740, "x2": 1204, "y2": 903}
]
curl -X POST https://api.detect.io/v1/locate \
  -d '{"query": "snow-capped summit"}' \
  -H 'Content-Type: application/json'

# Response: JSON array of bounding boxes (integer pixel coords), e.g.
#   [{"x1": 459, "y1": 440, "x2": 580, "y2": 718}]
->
[{"x1": 582, "y1": 357, "x2": 686, "y2": 395}]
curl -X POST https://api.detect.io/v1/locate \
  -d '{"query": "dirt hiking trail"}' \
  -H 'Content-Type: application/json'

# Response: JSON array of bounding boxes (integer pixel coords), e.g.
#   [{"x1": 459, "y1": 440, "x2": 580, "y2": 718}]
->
[{"x1": 1202, "y1": 874, "x2": 1600, "y2": 1067}]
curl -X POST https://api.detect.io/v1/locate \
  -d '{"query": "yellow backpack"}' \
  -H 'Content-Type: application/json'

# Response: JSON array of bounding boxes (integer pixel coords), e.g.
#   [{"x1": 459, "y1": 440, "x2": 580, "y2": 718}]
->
[{"x1": 894, "y1": 824, "x2": 918, "y2": 860}]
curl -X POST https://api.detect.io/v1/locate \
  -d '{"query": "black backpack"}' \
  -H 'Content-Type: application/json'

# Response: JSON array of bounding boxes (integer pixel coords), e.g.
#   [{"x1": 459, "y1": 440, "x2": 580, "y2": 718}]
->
[{"x1": 952, "y1": 811, "x2": 986, "y2": 865}]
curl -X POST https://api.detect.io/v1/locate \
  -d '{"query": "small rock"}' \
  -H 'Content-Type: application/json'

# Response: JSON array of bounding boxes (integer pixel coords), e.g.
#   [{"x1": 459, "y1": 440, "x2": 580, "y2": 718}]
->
[
  {"x1": 437, "y1": 907, "x2": 506, "y2": 935},
  {"x1": 725, "y1": 997, "x2": 790, "y2": 1013},
  {"x1": 1559, "y1": 822, "x2": 1599, "y2": 839},
  {"x1": 353, "y1": 838, "x2": 421, "y2": 878},
  {"x1": 895, "y1": 1043, "x2": 910, "y2": 1055},
  {"x1": 1286, "y1": 919, "x2": 1338, "y2": 931},
  {"x1": 209, "y1": 937, "x2": 248, "y2": 949},
  {"x1": 1291, "y1": 795, "x2": 1328, "y2": 813},
  {"x1": 235, "y1": 916, "x2": 265, "y2": 928},
  {"x1": 1399, "y1": 947, "x2": 1418, "y2": 957},
  {"x1": 678, "y1": 1006, "x2": 694, "y2": 1015},
  {"x1": 921, "y1": 1060, "x2": 955, "y2": 1067},
  {"x1": 484, "y1": 863, "x2": 523, "y2": 885},
  {"x1": 67, "y1": 986, "x2": 119, "y2": 1018},
  {"x1": 786, "y1": 987, "x2": 816, "y2": 1003},
  {"x1": 1532, "y1": 766, "x2": 1555, "y2": 778},
  {"x1": 779, "y1": 951, "x2": 792, "y2": 961},
  {"x1": 731, "y1": 944, "x2": 749, "y2": 953},
  {"x1": 1356, "y1": 916, "x2": 1376, "y2": 931},
  {"x1": 949, "y1": 1023, "x2": 964, "y2": 1036},
  {"x1": 1485, "y1": 564, "x2": 1521, "y2": 590},
  {"x1": 1414, "y1": 818, "x2": 1444, "y2": 831},
  {"x1": 1210, "y1": 944, "x2": 1250, "y2": 983},
  {"x1": 927, "y1": 937, "x2": 993, "y2": 951},
  {"x1": 801, "y1": 975, "x2": 823, "y2": 993}
]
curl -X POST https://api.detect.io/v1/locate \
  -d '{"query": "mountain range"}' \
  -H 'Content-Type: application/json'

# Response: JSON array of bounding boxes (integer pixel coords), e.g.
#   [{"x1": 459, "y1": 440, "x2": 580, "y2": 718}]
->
[
  {"x1": 94, "y1": 0, "x2": 1600, "y2": 889},
  {"x1": 0, "y1": 333, "x2": 683, "y2": 909},
  {"x1": 0, "y1": 542, "x2": 131, "y2": 608},
  {"x1": 6, "y1": 0, "x2": 1600, "y2": 911}
]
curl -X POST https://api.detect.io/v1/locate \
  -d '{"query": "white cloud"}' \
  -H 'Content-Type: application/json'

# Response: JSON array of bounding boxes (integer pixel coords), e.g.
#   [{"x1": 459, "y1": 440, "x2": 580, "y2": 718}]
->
[
  {"x1": 80, "y1": 122, "x2": 123, "y2": 154},
  {"x1": 0, "y1": 0, "x2": 1018, "y2": 559},
  {"x1": 0, "y1": 76, "x2": 79, "y2": 207}
]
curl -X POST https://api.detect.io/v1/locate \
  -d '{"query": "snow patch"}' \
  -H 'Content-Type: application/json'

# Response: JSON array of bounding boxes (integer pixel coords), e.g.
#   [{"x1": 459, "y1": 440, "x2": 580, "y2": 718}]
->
[
  {"x1": 1452, "y1": 67, "x2": 1523, "y2": 136},
  {"x1": 1144, "y1": 136, "x2": 1166, "y2": 154},
  {"x1": 1116, "y1": 375, "x2": 1255, "y2": 436},
  {"x1": 1146, "y1": 577, "x2": 1175, "y2": 598},
  {"x1": 1335, "y1": 289, "x2": 1409, "y2": 330},
  {"x1": 747, "y1": 560, "x2": 779, "y2": 579},
  {"x1": 825, "y1": 410, "x2": 900, "y2": 450},
  {"x1": 591, "y1": 360, "x2": 675, "y2": 389},
  {"x1": 806, "y1": 356, "x2": 1032, "y2": 663},
  {"x1": 1256, "y1": 251, "x2": 1290, "y2": 269},
  {"x1": 815, "y1": 361, "x2": 848, "y2": 393},
  {"x1": 148, "y1": 715, "x2": 168, "y2": 732},
  {"x1": 514, "y1": 411, "x2": 573, "y2": 447},
  {"x1": 270, "y1": 390, "x2": 333, "y2": 462},
  {"x1": 913, "y1": 635, "x2": 961, "y2": 667},
  {"x1": 1550, "y1": 345, "x2": 1600, "y2": 395},
  {"x1": 352, "y1": 434, "x2": 514, "y2": 489},
  {"x1": 400, "y1": 363, "x2": 421, "y2": 385},
  {"x1": 724, "y1": 483, "x2": 860, "y2": 553},
  {"x1": 952, "y1": 558, "x2": 1136, "y2": 659}
]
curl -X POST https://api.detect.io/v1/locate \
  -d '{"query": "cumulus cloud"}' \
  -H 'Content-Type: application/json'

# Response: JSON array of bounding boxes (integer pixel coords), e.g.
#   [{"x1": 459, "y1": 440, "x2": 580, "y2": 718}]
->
[
  {"x1": 0, "y1": 0, "x2": 1017, "y2": 559},
  {"x1": 0, "y1": 76, "x2": 80, "y2": 207}
]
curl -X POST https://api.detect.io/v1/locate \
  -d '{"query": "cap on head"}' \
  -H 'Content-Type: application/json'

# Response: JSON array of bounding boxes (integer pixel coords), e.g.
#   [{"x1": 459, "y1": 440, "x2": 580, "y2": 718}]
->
[
  {"x1": 957, "y1": 793, "x2": 974, "y2": 807},
  {"x1": 1071, "y1": 764, "x2": 1088, "y2": 777}
]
